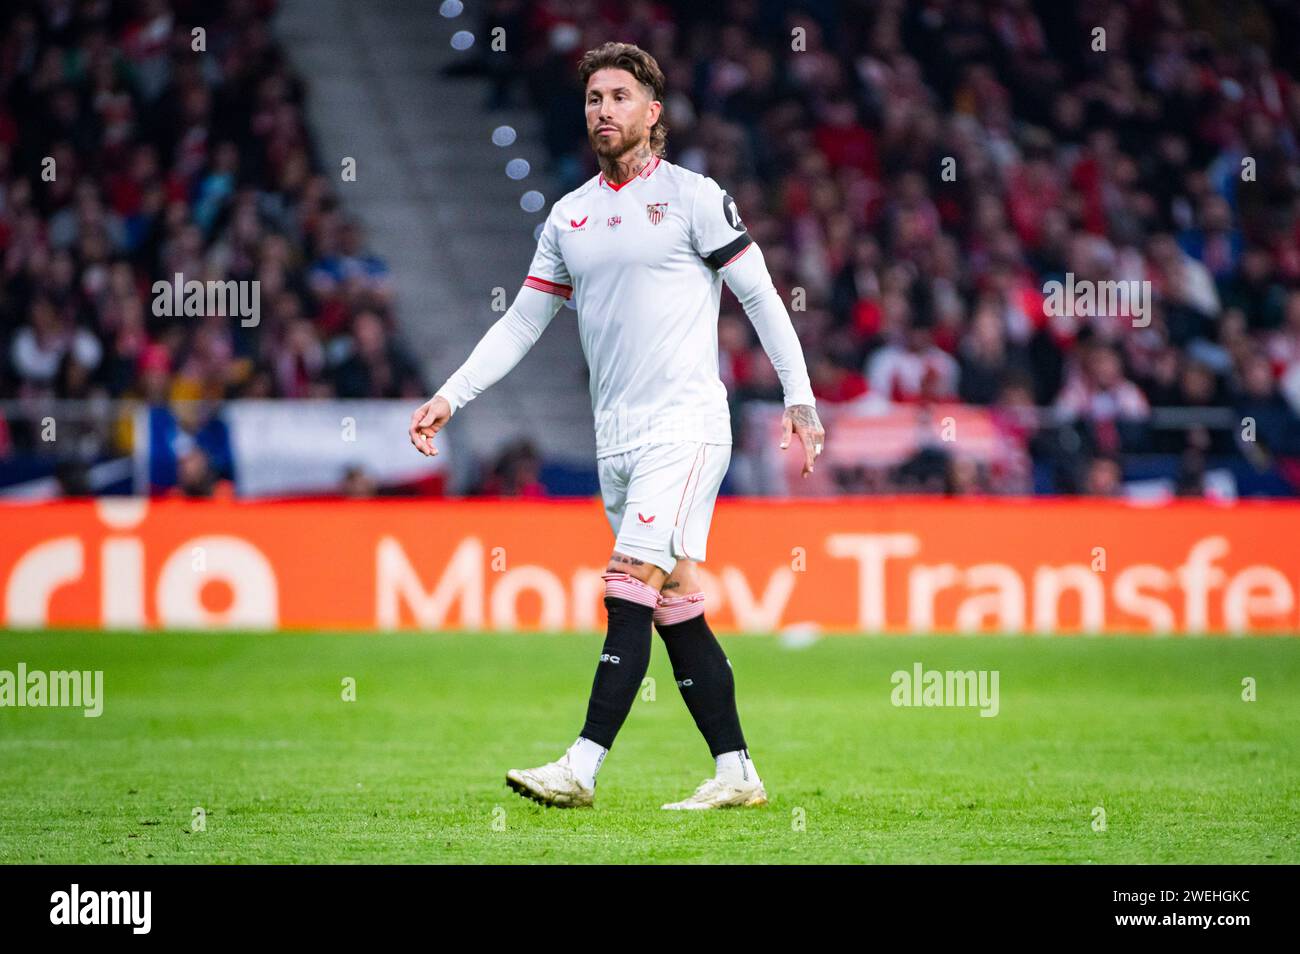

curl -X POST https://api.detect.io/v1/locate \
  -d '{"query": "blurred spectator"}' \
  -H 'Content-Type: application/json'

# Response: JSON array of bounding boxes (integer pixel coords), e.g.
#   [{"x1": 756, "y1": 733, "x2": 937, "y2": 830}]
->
[
  {"x1": 340, "y1": 463, "x2": 378, "y2": 498},
  {"x1": 1054, "y1": 342, "x2": 1150, "y2": 455},
  {"x1": 810, "y1": 353, "x2": 868, "y2": 404},
  {"x1": 1236, "y1": 352, "x2": 1300, "y2": 463},
  {"x1": 1084, "y1": 455, "x2": 1123, "y2": 497},
  {"x1": 145, "y1": 400, "x2": 233, "y2": 495},
  {"x1": 959, "y1": 301, "x2": 1029, "y2": 405},
  {"x1": 331, "y1": 309, "x2": 423, "y2": 399},
  {"x1": 54, "y1": 458, "x2": 92, "y2": 497},
  {"x1": 477, "y1": 439, "x2": 546, "y2": 497},
  {"x1": 867, "y1": 318, "x2": 960, "y2": 403},
  {"x1": 169, "y1": 446, "x2": 232, "y2": 499},
  {"x1": 10, "y1": 297, "x2": 102, "y2": 397}
]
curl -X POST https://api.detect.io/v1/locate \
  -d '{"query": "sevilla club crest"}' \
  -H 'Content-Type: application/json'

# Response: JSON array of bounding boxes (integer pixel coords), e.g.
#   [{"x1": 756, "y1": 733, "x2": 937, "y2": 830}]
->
[{"x1": 646, "y1": 202, "x2": 668, "y2": 225}]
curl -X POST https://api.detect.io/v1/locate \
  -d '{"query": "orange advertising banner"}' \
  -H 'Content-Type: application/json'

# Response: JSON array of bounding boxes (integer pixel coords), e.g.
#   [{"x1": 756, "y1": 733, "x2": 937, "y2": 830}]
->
[{"x1": 0, "y1": 497, "x2": 1292, "y2": 635}]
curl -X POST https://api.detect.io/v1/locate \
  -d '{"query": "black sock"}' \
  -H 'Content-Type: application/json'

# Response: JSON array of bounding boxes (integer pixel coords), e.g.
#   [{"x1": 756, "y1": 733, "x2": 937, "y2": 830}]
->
[
  {"x1": 656, "y1": 613, "x2": 748, "y2": 757},
  {"x1": 578, "y1": 596, "x2": 654, "y2": 749}
]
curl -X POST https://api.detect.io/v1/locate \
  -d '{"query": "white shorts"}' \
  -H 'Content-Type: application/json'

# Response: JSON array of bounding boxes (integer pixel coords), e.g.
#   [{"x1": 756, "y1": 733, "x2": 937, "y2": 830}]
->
[{"x1": 598, "y1": 441, "x2": 731, "y2": 574}]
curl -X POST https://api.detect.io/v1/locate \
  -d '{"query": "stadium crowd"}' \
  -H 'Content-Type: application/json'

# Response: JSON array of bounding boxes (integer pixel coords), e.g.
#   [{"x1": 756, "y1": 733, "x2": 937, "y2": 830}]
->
[
  {"x1": 470, "y1": 0, "x2": 1300, "y2": 496},
  {"x1": 5, "y1": 0, "x2": 1300, "y2": 497},
  {"x1": 0, "y1": 0, "x2": 424, "y2": 491}
]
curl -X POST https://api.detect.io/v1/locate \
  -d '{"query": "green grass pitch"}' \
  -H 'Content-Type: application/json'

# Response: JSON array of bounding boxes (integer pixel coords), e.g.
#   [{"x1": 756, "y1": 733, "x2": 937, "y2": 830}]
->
[{"x1": 0, "y1": 630, "x2": 1296, "y2": 864}]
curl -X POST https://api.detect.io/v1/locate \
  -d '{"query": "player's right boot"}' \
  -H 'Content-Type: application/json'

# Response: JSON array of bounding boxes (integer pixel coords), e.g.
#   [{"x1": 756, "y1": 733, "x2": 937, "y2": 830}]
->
[{"x1": 505, "y1": 754, "x2": 595, "y2": 808}]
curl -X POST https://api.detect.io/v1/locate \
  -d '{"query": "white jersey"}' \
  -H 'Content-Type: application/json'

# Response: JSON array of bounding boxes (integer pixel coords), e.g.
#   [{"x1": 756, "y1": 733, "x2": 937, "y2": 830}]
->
[{"x1": 436, "y1": 155, "x2": 815, "y2": 459}]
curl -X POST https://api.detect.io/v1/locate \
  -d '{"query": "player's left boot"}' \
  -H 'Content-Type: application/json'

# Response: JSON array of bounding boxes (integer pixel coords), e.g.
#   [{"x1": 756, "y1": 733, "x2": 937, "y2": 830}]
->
[
  {"x1": 505, "y1": 754, "x2": 595, "y2": 808},
  {"x1": 661, "y1": 775, "x2": 768, "y2": 810}
]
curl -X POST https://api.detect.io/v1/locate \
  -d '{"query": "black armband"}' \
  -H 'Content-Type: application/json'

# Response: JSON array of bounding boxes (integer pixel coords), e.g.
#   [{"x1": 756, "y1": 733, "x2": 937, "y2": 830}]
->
[{"x1": 702, "y1": 232, "x2": 753, "y2": 270}]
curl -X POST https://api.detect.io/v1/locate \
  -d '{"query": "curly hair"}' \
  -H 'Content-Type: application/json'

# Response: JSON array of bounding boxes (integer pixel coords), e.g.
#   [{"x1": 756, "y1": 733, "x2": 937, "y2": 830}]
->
[{"x1": 577, "y1": 41, "x2": 668, "y2": 157}]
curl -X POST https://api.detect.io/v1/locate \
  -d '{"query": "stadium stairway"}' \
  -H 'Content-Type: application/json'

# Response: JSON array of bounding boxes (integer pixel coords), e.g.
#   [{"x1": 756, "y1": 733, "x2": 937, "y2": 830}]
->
[{"x1": 275, "y1": 0, "x2": 596, "y2": 490}]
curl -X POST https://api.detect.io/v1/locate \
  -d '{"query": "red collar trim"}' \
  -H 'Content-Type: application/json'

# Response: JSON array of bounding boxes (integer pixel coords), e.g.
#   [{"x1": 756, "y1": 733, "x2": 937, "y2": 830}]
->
[{"x1": 599, "y1": 154, "x2": 661, "y2": 191}]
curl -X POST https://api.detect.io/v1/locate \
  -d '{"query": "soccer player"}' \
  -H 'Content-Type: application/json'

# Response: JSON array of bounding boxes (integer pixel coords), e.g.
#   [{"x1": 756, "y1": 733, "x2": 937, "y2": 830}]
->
[{"x1": 409, "y1": 41, "x2": 824, "y2": 810}]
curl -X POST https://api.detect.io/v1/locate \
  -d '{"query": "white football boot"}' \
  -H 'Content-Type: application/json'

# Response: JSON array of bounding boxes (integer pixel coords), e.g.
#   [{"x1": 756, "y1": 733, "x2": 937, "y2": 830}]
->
[
  {"x1": 661, "y1": 776, "x2": 768, "y2": 810},
  {"x1": 505, "y1": 754, "x2": 595, "y2": 808}
]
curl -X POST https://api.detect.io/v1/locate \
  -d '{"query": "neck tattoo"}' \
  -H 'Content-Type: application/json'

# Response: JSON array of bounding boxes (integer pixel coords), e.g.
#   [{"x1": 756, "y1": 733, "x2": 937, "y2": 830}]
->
[{"x1": 604, "y1": 146, "x2": 653, "y2": 186}]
